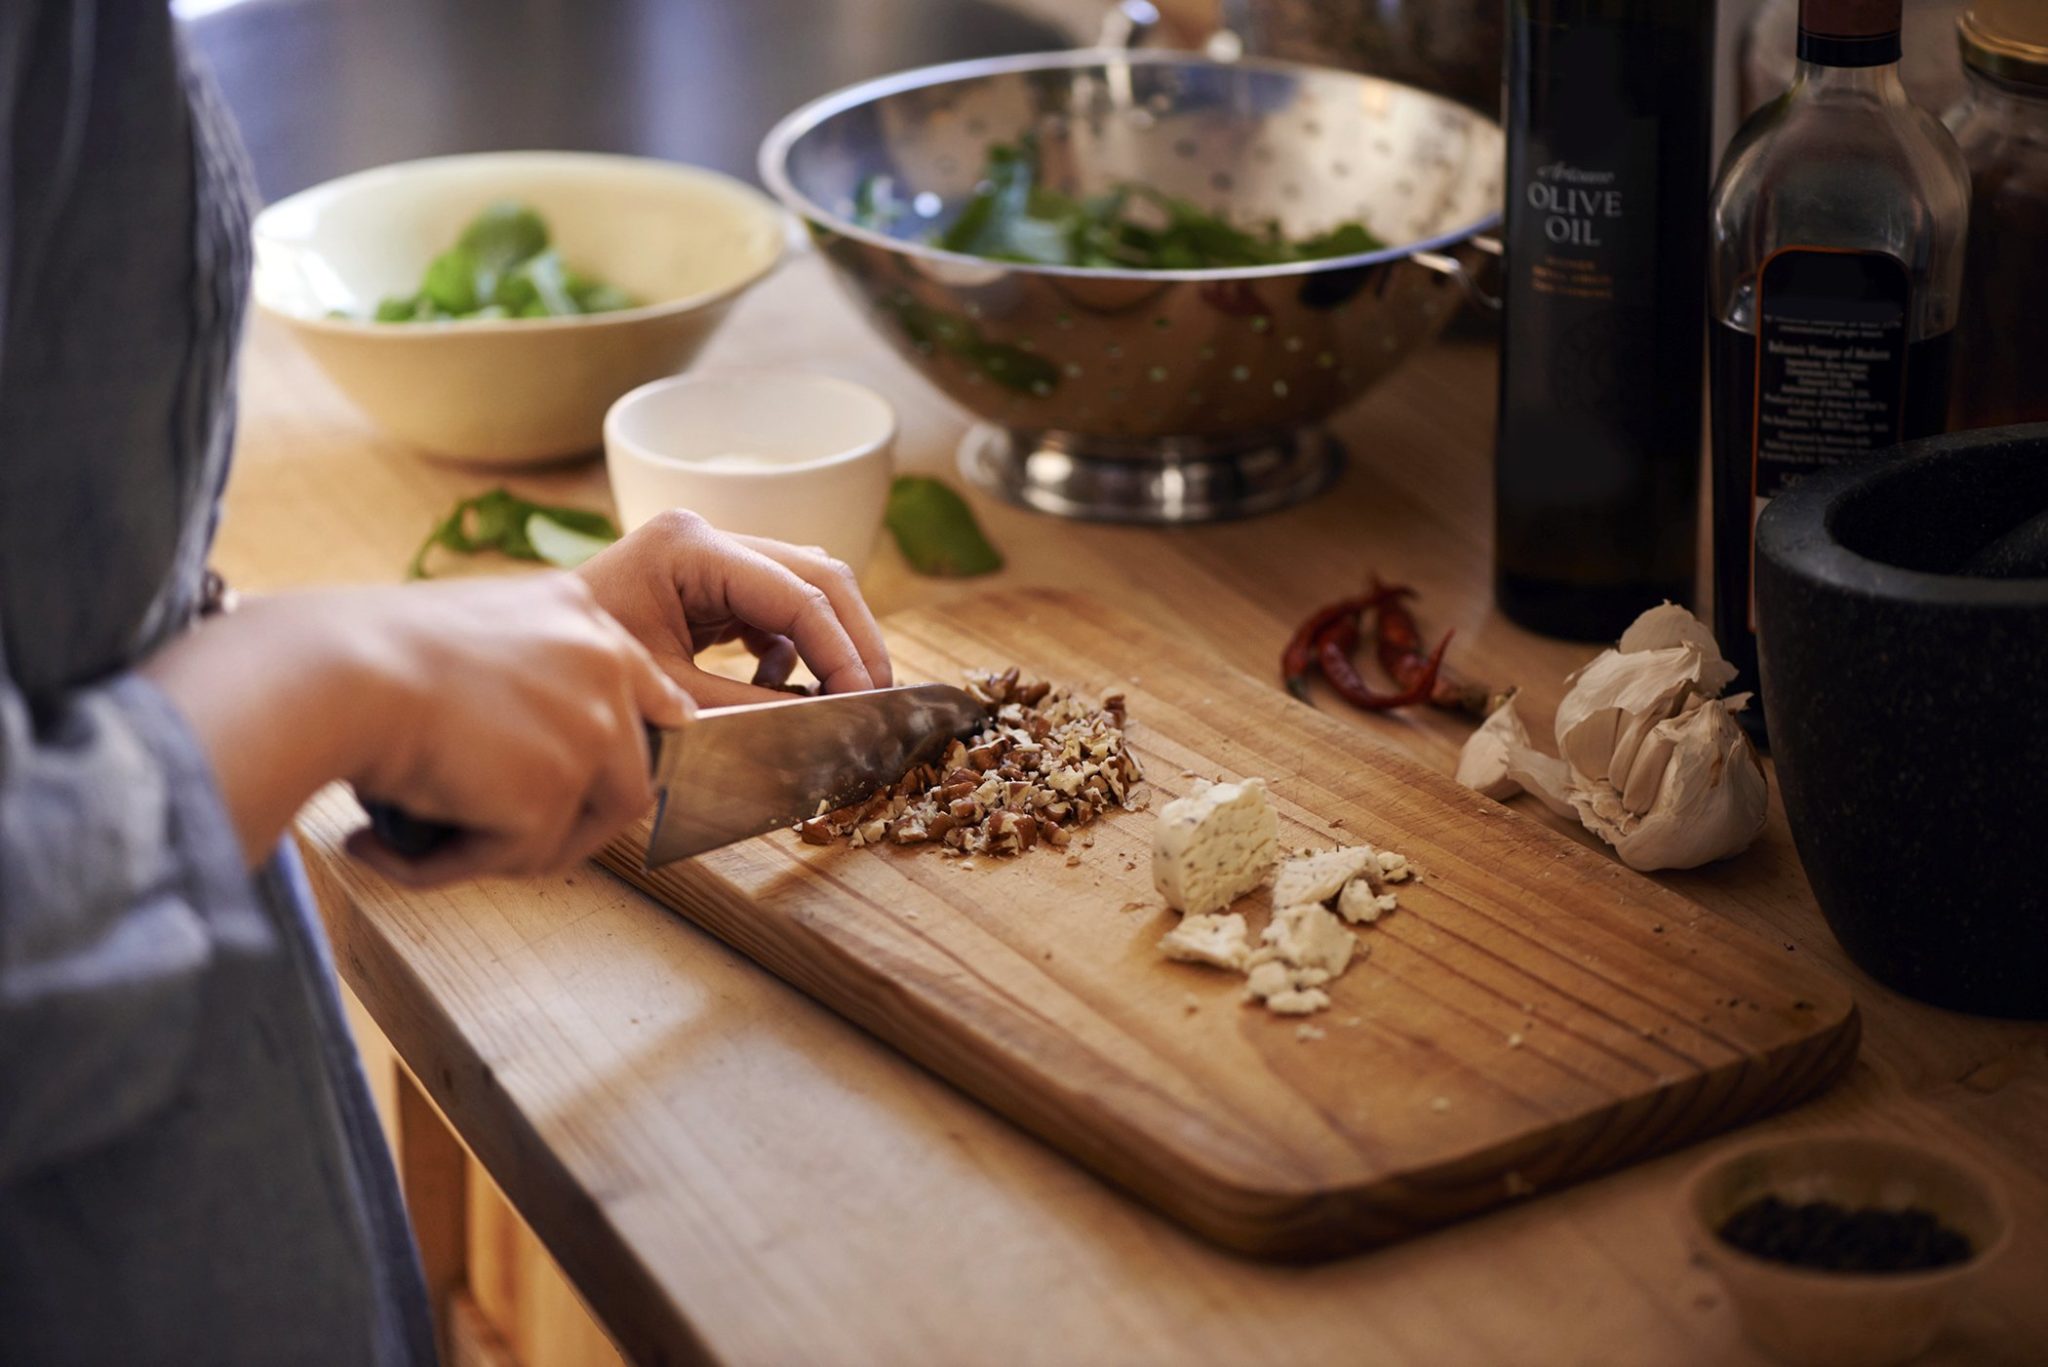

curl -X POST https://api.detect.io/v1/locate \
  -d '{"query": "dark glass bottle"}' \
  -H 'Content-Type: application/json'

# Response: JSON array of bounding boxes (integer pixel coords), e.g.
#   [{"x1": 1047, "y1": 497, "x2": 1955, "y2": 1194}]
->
[
  {"x1": 1707, "y1": 0, "x2": 1970, "y2": 742},
  {"x1": 1494, "y1": 0, "x2": 1716, "y2": 642}
]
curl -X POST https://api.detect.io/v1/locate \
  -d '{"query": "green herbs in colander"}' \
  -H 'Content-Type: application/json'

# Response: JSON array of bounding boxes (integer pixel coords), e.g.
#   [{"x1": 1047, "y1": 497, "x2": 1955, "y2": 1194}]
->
[{"x1": 854, "y1": 135, "x2": 1384, "y2": 271}]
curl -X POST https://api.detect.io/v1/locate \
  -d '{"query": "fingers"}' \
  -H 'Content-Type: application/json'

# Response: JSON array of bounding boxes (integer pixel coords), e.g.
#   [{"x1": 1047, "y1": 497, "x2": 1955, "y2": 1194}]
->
[
  {"x1": 746, "y1": 631, "x2": 798, "y2": 689},
  {"x1": 615, "y1": 621, "x2": 695, "y2": 730},
  {"x1": 734, "y1": 537, "x2": 893, "y2": 689},
  {"x1": 707, "y1": 542, "x2": 875, "y2": 695},
  {"x1": 550, "y1": 686, "x2": 661, "y2": 870},
  {"x1": 669, "y1": 659, "x2": 815, "y2": 709}
]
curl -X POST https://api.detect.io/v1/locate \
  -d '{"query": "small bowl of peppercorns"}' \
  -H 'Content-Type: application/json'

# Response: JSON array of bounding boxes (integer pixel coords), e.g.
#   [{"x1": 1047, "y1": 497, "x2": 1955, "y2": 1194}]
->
[{"x1": 1682, "y1": 1134, "x2": 2011, "y2": 1367}]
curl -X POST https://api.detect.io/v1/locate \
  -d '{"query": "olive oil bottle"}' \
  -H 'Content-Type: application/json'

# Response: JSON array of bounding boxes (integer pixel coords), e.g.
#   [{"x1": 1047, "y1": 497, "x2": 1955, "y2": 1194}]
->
[{"x1": 1494, "y1": 0, "x2": 1717, "y2": 641}]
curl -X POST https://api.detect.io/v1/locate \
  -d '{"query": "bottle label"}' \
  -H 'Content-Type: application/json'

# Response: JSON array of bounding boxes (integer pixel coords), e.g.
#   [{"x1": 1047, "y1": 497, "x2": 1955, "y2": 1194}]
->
[
  {"x1": 1747, "y1": 246, "x2": 1913, "y2": 625},
  {"x1": 1509, "y1": 22, "x2": 1659, "y2": 388},
  {"x1": 1502, "y1": 22, "x2": 1664, "y2": 482}
]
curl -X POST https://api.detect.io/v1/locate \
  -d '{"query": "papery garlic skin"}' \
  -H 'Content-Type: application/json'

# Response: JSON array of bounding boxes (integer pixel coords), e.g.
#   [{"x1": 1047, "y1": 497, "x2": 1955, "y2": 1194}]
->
[
  {"x1": 1453, "y1": 604, "x2": 1768, "y2": 872},
  {"x1": 1569, "y1": 697, "x2": 1767, "y2": 871},
  {"x1": 1555, "y1": 644, "x2": 1711, "y2": 784},
  {"x1": 1617, "y1": 602, "x2": 1741, "y2": 694},
  {"x1": 1455, "y1": 702, "x2": 1533, "y2": 801}
]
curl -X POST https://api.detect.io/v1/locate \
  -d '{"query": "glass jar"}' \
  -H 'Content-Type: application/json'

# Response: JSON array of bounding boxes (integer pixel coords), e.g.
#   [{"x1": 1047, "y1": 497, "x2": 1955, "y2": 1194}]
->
[{"x1": 1946, "y1": 0, "x2": 2048, "y2": 428}]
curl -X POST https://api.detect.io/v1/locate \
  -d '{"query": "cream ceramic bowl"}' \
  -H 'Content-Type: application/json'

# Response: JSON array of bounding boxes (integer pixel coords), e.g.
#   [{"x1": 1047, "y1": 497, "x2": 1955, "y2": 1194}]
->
[
  {"x1": 604, "y1": 371, "x2": 896, "y2": 572},
  {"x1": 253, "y1": 152, "x2": 788, "y2": 464},
  {"x1": 1682, "y1": 1134, "x2": 2011, "y2": 1367}
]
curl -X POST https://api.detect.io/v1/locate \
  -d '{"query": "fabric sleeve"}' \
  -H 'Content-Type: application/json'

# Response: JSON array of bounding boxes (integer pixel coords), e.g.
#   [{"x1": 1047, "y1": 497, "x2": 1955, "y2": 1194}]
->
[
  {"x1": 0, "y1": 655, "x2": 270, "y2": 1182},
  {"x1": 0, "y1": 3, "x2": 270, "y2": 1183}
]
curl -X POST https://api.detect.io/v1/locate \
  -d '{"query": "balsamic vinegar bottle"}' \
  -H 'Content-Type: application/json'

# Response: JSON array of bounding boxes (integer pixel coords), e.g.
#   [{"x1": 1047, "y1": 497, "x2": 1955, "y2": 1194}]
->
[
  {"x1": 1708, "y1": 0, "x2": 1969, "y2": 742},
  {"x1": 1494, "y1": 0, "x2": 1717, "y2": 642}
]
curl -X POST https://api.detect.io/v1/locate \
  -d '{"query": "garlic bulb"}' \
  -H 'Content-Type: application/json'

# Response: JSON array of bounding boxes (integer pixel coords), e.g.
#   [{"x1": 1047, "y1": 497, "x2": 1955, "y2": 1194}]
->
[{"x1": 1455, "y1": 604, "x2": 1768, "y2": 871}]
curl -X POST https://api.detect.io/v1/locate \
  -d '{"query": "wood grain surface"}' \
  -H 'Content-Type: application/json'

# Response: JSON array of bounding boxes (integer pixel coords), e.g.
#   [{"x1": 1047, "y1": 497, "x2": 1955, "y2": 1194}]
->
[
  {"x1": 224, "y1": 247, "x2": 2048, "y2": 1363},
  {"x1": 594, "y1": 588, "x2": 1857, "y2": 1258}
]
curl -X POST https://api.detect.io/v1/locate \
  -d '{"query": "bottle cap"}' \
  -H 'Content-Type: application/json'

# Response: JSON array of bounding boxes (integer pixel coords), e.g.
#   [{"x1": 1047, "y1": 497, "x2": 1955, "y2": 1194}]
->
[
  {"x1": 1960, "y1": 0, "x2": 2048, "y2": 87},
  {"x1": 1799, "y1": 0, "x2": 1904, "y2": 65}
]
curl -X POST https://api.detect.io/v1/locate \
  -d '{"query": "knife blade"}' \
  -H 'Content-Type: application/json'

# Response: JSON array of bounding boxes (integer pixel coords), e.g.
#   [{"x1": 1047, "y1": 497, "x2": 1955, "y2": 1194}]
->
[
  {"x1": 643, "y1": 683, "x2": 989, "y2": 868},
  {"x1": 361, "y1": 683, "x2": 990, "y2": 869}
]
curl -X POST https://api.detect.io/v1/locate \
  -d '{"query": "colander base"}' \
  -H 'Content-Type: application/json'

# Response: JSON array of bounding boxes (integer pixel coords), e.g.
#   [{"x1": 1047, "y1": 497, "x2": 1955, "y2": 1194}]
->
[{"x1": 957, "y1": 423, "x2": 1342, "y2": 525}]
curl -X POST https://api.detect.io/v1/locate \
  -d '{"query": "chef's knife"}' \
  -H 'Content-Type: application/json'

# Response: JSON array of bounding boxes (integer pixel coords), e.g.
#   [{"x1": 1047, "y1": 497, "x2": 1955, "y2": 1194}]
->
[{"x1": 362, "y1": 684, "x2": 990, "y2": 870}]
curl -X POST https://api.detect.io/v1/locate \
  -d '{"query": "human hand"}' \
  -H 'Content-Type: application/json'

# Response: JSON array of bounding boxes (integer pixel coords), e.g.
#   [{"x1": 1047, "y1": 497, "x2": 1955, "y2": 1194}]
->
[
  {"x1": 339, "y1": 573, "x2": 691, "y2": 884},
  {"x1": 575, "y1": 509, "x2": 893, "y2": 708}
]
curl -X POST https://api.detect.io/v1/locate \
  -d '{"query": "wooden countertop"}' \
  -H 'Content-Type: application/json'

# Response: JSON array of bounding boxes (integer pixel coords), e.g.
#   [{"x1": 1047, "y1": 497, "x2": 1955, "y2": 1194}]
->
[{"x1": 217, "y1": 255, "x2": 2048, "y2": 1365}]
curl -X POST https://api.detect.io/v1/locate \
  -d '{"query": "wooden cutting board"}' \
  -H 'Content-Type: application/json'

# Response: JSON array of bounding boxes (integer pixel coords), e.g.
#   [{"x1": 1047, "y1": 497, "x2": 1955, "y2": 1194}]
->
[{"x1": 598, "y1": 589, "x2": 1858, "y2": 1260}]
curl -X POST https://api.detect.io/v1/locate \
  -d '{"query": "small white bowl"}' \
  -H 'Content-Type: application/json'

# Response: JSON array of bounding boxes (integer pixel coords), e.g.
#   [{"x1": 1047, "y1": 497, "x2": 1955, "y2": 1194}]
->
[
  {"x1": 253, "y1": 151, "x2": 788, "y2": 465},
  {"x1": 604, "y1": 371, "x2": 896, "y2": 572}
]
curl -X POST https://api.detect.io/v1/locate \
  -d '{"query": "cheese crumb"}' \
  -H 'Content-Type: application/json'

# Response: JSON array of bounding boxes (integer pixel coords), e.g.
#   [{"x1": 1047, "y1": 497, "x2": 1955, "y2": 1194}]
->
[
  {"x1": 1295, "y1": 1023, "x2": 1327, "y2": 1042},
  {"x1": 1336, "y1": 879, "x2": 1398, "y2": 925},
  {"x1": 1150, "y1": 779, "x2": 1277, "y2": 914},
  {"x1": 1265, "y1": 987, "x2": 1332, "y2": 1016},
  {"x1": 1257, "y1": 902, "x2": 1356, "y2": 978},
  {"x1": 1159, "y1": 913, "x2": 1252, "y2": 971},
  {"x1": 1271, "y1": 846, "x2": 1376, "y2": 908}
]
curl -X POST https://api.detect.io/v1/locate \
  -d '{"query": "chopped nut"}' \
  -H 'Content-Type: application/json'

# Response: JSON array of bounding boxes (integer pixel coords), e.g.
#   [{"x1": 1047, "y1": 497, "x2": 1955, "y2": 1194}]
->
[{"x1": 797, "y1": 669, "x2": 1140, "y2": 861}]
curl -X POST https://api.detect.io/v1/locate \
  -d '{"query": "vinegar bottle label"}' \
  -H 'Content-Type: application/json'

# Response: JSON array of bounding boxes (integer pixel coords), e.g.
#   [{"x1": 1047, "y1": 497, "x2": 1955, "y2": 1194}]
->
[{"x1": 1745, "y1": 247, "x2": 1913, "y2": 628}]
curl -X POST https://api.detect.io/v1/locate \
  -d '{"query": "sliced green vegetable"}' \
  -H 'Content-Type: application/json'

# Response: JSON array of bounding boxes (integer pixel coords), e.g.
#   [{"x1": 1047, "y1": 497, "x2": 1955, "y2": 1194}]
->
[
  {"x1": 884, "y1": 477, "x2": 1003, "y2": 578},
  {"x1": 408, "y1": 488, "x2": 620, "y2": 580},
  {"x1": 522, "y1": 509, "x2": 615, "y2": 569},
  {"x1": 371, "y1": 202, "x2": 639, "y2": 323}
]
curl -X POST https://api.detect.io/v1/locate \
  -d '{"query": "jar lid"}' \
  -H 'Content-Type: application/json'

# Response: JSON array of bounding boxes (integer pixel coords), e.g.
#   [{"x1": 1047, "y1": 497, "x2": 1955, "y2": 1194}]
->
[{"x1": 1960, "y1": 0, "x2": 2048, "y2": 87}]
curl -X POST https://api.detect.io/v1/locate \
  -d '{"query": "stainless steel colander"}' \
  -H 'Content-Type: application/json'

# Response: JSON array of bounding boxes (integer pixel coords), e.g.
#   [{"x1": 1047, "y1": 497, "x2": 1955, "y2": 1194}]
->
[{"x1": 760, "y1": 48, "x2": 1502, "y2": 522}]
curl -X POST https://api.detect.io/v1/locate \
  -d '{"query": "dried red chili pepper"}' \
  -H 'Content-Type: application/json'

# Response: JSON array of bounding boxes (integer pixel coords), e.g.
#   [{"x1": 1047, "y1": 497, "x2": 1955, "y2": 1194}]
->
[
  {"x1": 1369, "y1": 575, "x2": 1501, "y2": 719},
  {"x1": 1281, "y1": 593, "x2": 1373, "y2": 699},
  {"x1": 1315, "y1": 610, "x2": 1451, "y2": 711}
]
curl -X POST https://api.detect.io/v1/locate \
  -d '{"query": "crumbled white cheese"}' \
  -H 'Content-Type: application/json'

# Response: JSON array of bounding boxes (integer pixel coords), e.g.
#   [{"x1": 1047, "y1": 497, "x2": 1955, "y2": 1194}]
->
[
  {"x1": 1243, "y1": 959, "x2": 1295, "y2": 1001},
  {"x1": 1336, "y1": 879, "x2": 1397, "y2": 925},
  {"x1": 1150, "y1": 779, "x2": 1277, "y2": 915},
  {"x1": 1147, "y1": 795, "x2": 1412, "y2": 1024},
  {"x1": 1258, "y1": 902, "x2": 1355, "y2": 979},
  {"x1": 1271, "y1": 846, "x2": 1376, "y2": 909},
  {"x1": 1158, "y1": 912, "x2": 1252, "y2": 971}
]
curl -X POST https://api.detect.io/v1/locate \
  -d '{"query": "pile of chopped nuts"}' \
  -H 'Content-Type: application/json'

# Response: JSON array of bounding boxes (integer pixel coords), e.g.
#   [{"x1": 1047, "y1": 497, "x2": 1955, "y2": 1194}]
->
[{"x1": 796, "y1": 668, "x2": 1146, "y2": 857}]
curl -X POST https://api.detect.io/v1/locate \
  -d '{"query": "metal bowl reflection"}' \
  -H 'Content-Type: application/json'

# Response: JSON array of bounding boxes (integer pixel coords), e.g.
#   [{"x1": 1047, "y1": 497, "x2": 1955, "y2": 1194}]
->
[{"x1": 761, "y1": 49, "x2": 1502, "y2": 522}]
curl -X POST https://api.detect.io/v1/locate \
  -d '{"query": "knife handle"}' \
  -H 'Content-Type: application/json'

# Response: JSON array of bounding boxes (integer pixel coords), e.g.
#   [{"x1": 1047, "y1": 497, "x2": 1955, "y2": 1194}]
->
[
  {"x1": 361, "y1": 798, "x2": 459, "y2": 860},
  {"x1": 356, "y1": 723, "x2": 667, "y2": 863}
]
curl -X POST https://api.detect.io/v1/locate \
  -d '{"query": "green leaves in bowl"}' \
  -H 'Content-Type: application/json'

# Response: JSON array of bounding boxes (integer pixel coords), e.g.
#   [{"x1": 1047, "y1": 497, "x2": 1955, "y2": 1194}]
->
[
  {"x1": 373, "y1": 202, "x2": 640, "y2": 323},
  {"x1": 855, "y1": 135, "x2": 1385, "y2": 271},
  {"x1": 409, "y1": 488, "x2": 619, "y2": 579}
]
